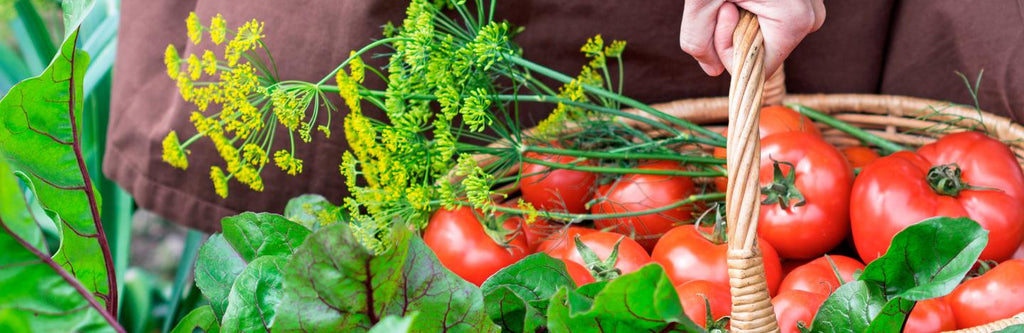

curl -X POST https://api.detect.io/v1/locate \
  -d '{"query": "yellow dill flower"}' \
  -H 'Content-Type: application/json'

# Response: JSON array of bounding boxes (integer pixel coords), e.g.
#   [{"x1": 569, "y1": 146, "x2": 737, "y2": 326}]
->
[
  {"x1": 299, "y1": 122, "x2": 313, "y2": 143},
  {"x1": 406, "y1": 185, "x2": 431, "y2": 211},
  {"x1": 202, "y1": 50, "x2": 217, "y2": 76},
  {"x1": 230, "y1": 19, "x2": 264, "y2": 56},
  {"x1": 581, "y1": 34, "x2": 606, "y2": 68},
  {"x1": 317, "y1": 125, "x2": 331, "y2": 139},
  {"x1": 604, "y1": 40, "x2": 626, "y2": 58},
  {"x1": 176, "y1": 75, "x2": 195, "y2": 102},
  {"x1": 348, "y1": 51, "x2": 365, "y2": 84},
  {"x1": 161, "y1": 131, "x2": 189, "y2": 169},
  {"x1": 335, "y1": 68, "x2": 361, "y2": 112},
  {"x1": 186, "y1": 12, "x2": 202, "y2": 44},
  {"x1": 461, "y1": 88, "x2": 492, "y2": 132},
  {"x1": 210, "y1": 14, "x2": 227, "y2": 45},
  {"x1": 274, "y1": 150, "x2": 303, "y2": 175},
  {"x1": 271, "y1": 89, "x2": 304, "y2": 131},
  {"x1": 234, "y1": 165, "x2": 264, "y2": 191},
  {"x1": 242, "y1": 144, "x2": 267, "y2": 167},
  {"x1": 210, "y1": 166, "x2": 228, "y2": 198},
  {"x1": 186, "y1": 54, "x2": 202, "y2": 80},
  {"x1": 164, "y1": 45, "x2": 180, "y2": 80},
  {"x1": 341, "y1": 152, "x2": 358, "y2": 190},
  {"x1": 517, "y1": 199, "x2": 538, "y2": 225}
]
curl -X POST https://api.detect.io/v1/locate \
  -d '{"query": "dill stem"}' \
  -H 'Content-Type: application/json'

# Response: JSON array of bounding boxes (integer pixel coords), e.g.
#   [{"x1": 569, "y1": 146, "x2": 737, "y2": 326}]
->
[
  {"x1": 315, "y1": 37, "x2": 411, "y2": 85},
  {"x1": 457, "y1": 192, "x2": 726, "y2": 221},
  {"x1": 788, "y1": 104, "x2": 909, "y2": 155}
]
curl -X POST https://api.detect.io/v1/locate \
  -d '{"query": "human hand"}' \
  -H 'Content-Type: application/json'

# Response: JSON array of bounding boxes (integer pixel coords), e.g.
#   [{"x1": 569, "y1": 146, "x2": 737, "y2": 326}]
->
[{"x1": 679, "y1": 0, "x2": 825, "y2": 77}]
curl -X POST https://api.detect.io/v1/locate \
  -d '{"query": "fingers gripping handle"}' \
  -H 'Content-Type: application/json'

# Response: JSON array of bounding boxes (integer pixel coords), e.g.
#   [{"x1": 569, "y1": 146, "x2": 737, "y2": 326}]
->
[{"x1": 725, "y1": 9, "x2": 779, "y2": 332}]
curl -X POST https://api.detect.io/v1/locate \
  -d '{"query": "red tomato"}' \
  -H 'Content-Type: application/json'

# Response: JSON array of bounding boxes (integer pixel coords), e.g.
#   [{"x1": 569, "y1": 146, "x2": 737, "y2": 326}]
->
[
  {"x1": 676, "y1": 280, "x2": 731, "y2": 329},
  {"x1": 651, "y1": 226, "x2": 783, "y2": 295},
  {"x1": 592, "y1": 161, "x2": 697, "y2": 250},
  {"x1": 948, "y1": 259, "x2": 1024, "y2": 328},
  {"x1": 852, "y1": 132, "x2": 1024, "y2": 263},
  {"x1": 772, "y1": 290, "x2": 828, "y2": 333},
  {"x1": 521, "y1": 153, "x2": 597, "y2": 214},
  {"x1": 758, "y1": 133, "x2": 854, "y2": 259},
  {"x1": 778, "y1": 255, "x2": 864, "y2": 295},
  {"x1": 781, "y1": 259, "x2": 811, "y2": 279},
  {"x1": 536, "y1": 226, "x2": 597, "y2": 254},
  {"x1": 548, "y1": 231, "x2": 653, "y2": 277},
  {"x1": 562, "y1": 260, "x2": 596, "y2": 287},
  {"x1": 713, "y1": 105, "x2": 822, "y2": 192},
  {"x1": 842, "y1": 146, "x2": 880, "y2": 169},
  {"x1": 423, "y1": 207, "x2": 529, "y2": 286},
  {"x1": 903, "y1": 298, "x2": 955, "y2": 333}
]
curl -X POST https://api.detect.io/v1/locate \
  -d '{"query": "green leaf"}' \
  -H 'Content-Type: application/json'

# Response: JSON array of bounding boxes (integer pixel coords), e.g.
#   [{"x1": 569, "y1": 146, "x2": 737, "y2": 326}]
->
[
  {"x1": 479, "y1": 253, "x2": 575, "y2": 332},
  {"x1": 273, "y1": 223, "x2": 410, "y2": 331},
  {"x1": 274, "y1": 224, "x2": 496, "y2": 332},
  {"x1": 283, "y1": 194, "x2": 341, "y2": 230},
  {"x1": 0, "y1": 27, "x2": 120, "y2": 328},
  {"x1": 859, "y1": 217, "x2": 987, "y2": 300},
  {"x1": 864, "y1": 297, "x2": 915, "y2": 332},
  {"x1": 222, "y1": 212, "x2": 311, "y2": 262},
  {"x1": 61, "y1": 0, "x2": 96, "y2": 39},
  {"x1": 368, "y1": 314, "x2": 418, "y2": 333},
  {"x1": 171, "y1": 305, "x2": 221, "y2": 333},
  {"x1": 221, "y1": 256, "x2": 288, "y2": 332},
  {"x1": 545, "y1": 265, "x2": 701, "y2": 333},
  {"x1": 385, "y1": 236, "x2": 497, "y2": 332},
  {"x1": 195, "y1": 213, "x2": 309, "y2": 320},
  {"x1": 194, "y1": 234, "x2": 246, "y2": 320},
  {"x1": 810, "y1": 281, "x2": 887, "y2": 333}
]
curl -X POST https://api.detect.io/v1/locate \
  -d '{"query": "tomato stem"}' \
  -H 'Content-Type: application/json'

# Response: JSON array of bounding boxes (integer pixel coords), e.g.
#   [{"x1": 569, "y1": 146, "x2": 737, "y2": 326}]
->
[
  {"x1": 927, "y1": 163, "x2": 968, "y2": 196},
  {"x1": 760, "y1": 159, "x2": 806, "y2": 210},
  {"x1": 574, "y1": 234, "x2": 621, "y2": 281},
  {"x1": 788, "y1": 104, "x2": 909, "y2": 155}
]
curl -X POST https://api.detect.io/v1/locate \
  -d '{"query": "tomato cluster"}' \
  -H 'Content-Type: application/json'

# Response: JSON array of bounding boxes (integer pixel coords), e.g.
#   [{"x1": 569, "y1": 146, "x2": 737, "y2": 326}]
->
[{"x1": 422, "y1": 105, "x2": 1024, "y2": 329}]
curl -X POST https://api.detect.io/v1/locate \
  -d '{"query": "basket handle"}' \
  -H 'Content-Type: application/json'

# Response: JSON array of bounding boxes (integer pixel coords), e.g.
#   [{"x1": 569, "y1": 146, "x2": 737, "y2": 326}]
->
[{"x1": 725, "y1": 9, "x2": 780, "y2": 332}]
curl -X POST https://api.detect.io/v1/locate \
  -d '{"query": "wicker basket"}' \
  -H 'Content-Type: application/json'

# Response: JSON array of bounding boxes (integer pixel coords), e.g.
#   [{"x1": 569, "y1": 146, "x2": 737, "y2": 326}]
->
[{"x1": 614, "y1": 9, "x2": 1024, "y2": 332}]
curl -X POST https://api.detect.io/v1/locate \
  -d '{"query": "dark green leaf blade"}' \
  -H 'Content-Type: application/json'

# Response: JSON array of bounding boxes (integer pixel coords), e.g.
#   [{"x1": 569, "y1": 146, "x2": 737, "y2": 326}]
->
[
  {"x1": 810, "y1": 280, "x2": 887, "y2": 333},
  {"x1": 864, "y1": 297, "x2": 915, "y2": 333},
  {"x1": 221, "y1": 212, "x2": 311, "y2": 262},
  {"x1": 0, "y1": 27, "x2": 118, "y2": 324},
  {"x1": 195, "y1": 213, "x2": 308, "y2": 320},
  {"x1": 385, "y1": 236, "x2": 498, "y2": 333},
  {"x1": 170, "y1": 305, "x2": 221, "y2": 333},
  {"x1": 221, "y1": 256, "x2": 288, "y2": 332},
  {"x1": 545, "y1": 264, "x2": 700, "y2": 332},
  {"x1": 479, "y1": 252, "x2": 575, "y2": 332},
  {"x1": 194, "y1": 234, "x2": 246, "y2": 320},
  {"x1": 273, "y1": 223, "x2": 409, "y2": 332},
  {"x1": 859, "y1": 217, "x2": 987, "y2": 300}
]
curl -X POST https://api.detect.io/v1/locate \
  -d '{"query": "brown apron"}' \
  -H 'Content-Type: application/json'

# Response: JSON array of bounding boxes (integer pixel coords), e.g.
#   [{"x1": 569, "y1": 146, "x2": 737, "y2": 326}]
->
[{"x1": 105, "y1": 0, "x2": 1024, "y2": 232}]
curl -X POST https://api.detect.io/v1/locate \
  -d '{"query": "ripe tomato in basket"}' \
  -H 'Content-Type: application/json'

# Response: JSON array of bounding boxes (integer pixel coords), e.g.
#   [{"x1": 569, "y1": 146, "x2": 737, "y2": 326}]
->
[
  {"x1": 675, "y1": 280, "x2": 731, "y2": 329},
  {"x1": 545, "y1": 230, "x2": 653, "y2": 279},
  {"x1": 521, "y1": 152, "x2": 597, "y2": 214},
  {"x1": 948, "y1": 259, "x2": 1024, "y2": 328},
  {"x1": 713, "y1": 105, "x2": 821, "y2": 192},
  {"x1": 591, "y1": 161, "x2": 697, "y2": 250},
  {"x1": 651, "y1": 225, "x2": 783, "y2": 295},
  {"x1": 757, "y1": 132, "x2": 854, "y2": 259},
  {"x1": 536, "y1": 226, "x2": 597, "y2": 253},
  {"x1": 778, "y1": 255, "x2": 864, "y2": 296},
  {"x1": 772, "y1": 290, "x2": 827, "y2": 333},
  {"x1": 842, "y1": 146, "x2": 880, "y2": 169},
  {"x1": 903, "y1": 298, "x2": 955, "y2": 333},
  {"x1": 851, "y1": 131, "x2": 1024, "y2": 263},
  {"x1": 423, "y1": 207, "x2": 529, "y2": 286}
]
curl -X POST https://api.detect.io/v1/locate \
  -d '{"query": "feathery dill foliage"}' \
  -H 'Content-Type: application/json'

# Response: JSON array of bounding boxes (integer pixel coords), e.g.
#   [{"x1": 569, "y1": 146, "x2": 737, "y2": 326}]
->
[
  {"x1": 162, "y1": 13, "x2": 335, "y2": 198},
  {"x1": 338, "y1": 0, "x2": 523, "y2": 253}
]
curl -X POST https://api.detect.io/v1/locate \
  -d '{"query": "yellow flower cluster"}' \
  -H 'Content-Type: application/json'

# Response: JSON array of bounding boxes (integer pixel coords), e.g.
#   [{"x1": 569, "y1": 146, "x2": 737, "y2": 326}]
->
[
  {"x1": 161, "y1": 131, "x2": 189, "y2": 169},
  {"x1": 162, "y1": 12, "x2": 327, "y2": 198}
]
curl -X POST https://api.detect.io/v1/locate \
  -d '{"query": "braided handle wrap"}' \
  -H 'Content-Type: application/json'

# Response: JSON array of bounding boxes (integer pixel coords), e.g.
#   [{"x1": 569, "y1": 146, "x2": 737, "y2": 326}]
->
[{"x1": 725, "y1": 9, "x2": 779, "y2": 332}]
